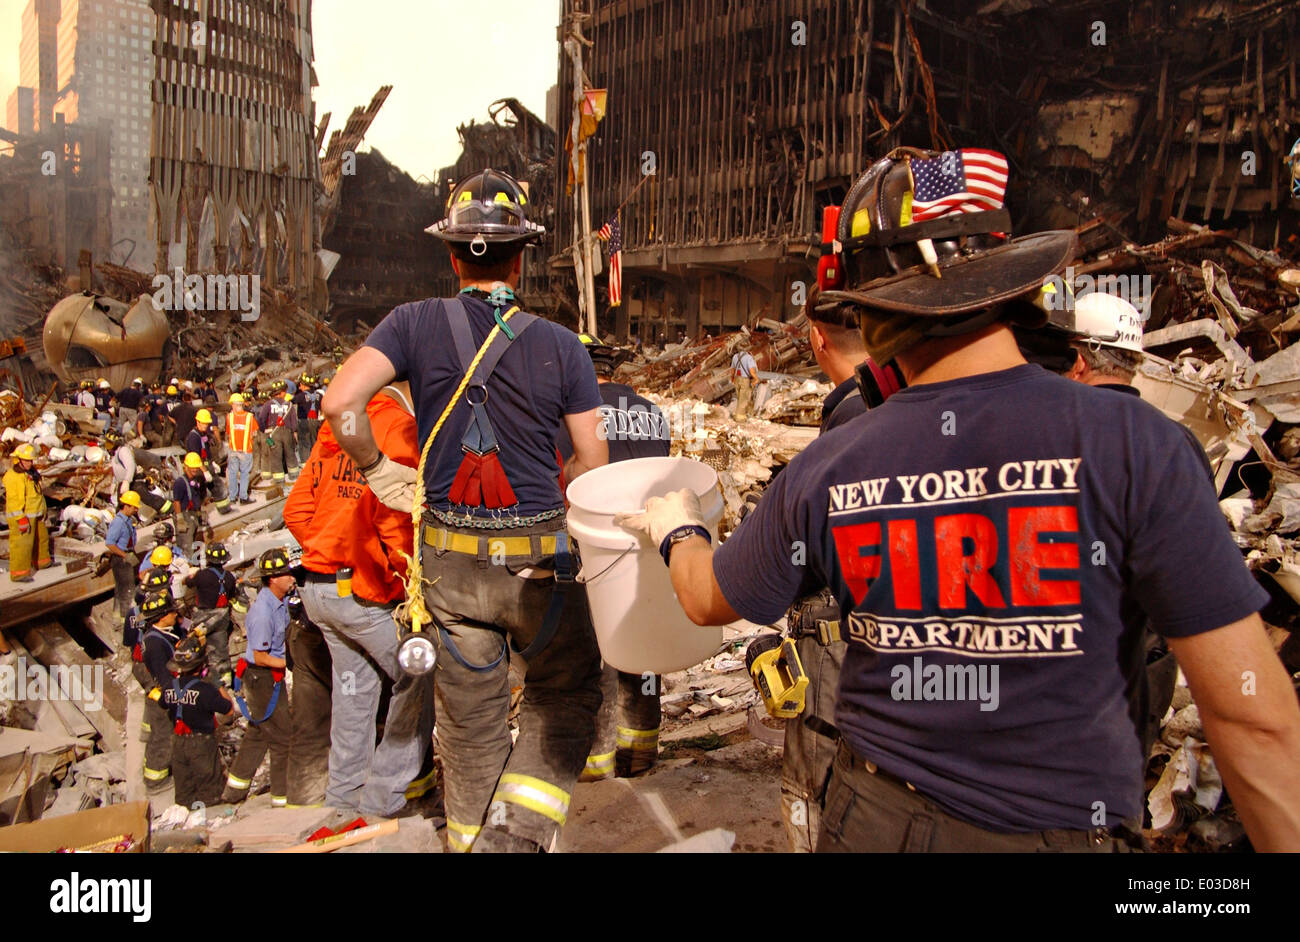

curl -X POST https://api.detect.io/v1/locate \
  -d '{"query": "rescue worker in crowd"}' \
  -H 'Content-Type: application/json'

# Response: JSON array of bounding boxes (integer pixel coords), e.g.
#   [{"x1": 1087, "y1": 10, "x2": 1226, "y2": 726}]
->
[
  {"x1": 730, "y1": 339, "x2": 759, "y2": 421},
  {"x1": 163, "y1": 630, "x2": 235, "y2": 809},
  {"x1": 617, "y1": 148, "x2": 1300, "y2": 852},
  {"x1": 285, "y1": 590, "x2": 334, "y2": 807},
  {"x1": 286, "y1": 382, "x2": 435, "y2": 817},
  {"x1": 324, "y1": 167, "x2": 608, "y2": 853},
  {"x1": 143, "y1": 383, "x2": 171, "y2": 445},
  {"x1": 75, "y1": 380, "x2": 97, "y2": 411},
  {"x1": 778, "y1": 300, "x2": 871, "y2": 850},
  {"x1": 225, "y1": 392, "x2": 259, "y2": 505},
  {"x1": 116, "y1": 377, "x2": 145, "y2": 436},
  {"x1": 5, "y1": 443, "x2": 51, "y2": 582},
  {"x1": 292, "y1": 373, "x2": 323, "y2": 465},
  {"x1": 223, "y1": 548, "x2": 296, "y2": 807},
  {"x1": 184, "y1": 542, "x2": 238, "y2": 686},
  {"x1": 107, "y1": 429, "x2": 172, "y2": 517},
  {"x1": 140, "y1": 543, "x2": 175, "y2": 583},
  {"x1": 170, "y1": 393, "x2": 201, "y2": 452},
  {"x1": 563, "y1": 335, "x2": 669, "y2": 781},
  {"x1": 105, "y1": 490, "x2": 142, "y2": 620},
  {"x1": 137, "y1": 588, "x2": 184, "y2": 792},
  {"x1": 173, "y1": 453, "x2": 211, "y2": 558},
  {"x1": 185, "y1": 409, "x2": 232, "y2": 514},
  {"x1": 94, "y1": 378, "x2": 115, "y2": 433},
  {"x1": 258, "y1": 380, "x2": 299, "y2": 484}
]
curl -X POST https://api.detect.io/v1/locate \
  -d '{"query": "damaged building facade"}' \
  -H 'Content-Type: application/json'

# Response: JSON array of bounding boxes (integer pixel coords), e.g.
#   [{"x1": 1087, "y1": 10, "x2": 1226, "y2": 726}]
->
[{"x1": 558, "y1": 0, "x2": 1299, "y2": 341}]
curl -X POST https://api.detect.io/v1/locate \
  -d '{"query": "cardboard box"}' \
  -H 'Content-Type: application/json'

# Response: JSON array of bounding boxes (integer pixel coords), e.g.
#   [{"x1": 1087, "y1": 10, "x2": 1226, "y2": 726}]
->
[{"x1": 0, "y1": 800, "x2": 151, "y2": 853}]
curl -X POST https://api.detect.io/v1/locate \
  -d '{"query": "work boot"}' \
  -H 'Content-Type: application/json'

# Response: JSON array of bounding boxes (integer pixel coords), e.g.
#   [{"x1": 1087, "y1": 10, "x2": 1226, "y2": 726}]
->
[{"x1": 471, "y1": 829, "x2": 545, "y2": 854}]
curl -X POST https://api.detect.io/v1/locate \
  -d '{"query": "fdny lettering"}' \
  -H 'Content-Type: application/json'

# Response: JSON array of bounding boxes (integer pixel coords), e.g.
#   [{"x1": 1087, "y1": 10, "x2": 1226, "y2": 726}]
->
[{"x1": 163, "y1": 688, "x2": 201, "y2": 706}]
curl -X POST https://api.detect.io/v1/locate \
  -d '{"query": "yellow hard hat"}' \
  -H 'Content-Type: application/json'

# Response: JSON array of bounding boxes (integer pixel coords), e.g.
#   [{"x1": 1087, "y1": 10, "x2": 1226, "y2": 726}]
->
[
  {"x1": 13, "y1": 443, "x2": 37, "y2": 461},
  {"x1": 150, "y1": 545, "x2": 173, "y2": 566},
  {"x1": 184, "y1": 451, "x2": 203, "y2": 470},
  {"x1": 120, "y1": 490, "x2": 142, "y2": 508},
  {"x1": 196, "y1": 409, "x2": 213, "y2": 424},
  {"x1": 229, "y1": 392, "x2": 245, "y2": 404},
  {"x1": 167, "y1": 385, "x2": 178, "y2": 395}
]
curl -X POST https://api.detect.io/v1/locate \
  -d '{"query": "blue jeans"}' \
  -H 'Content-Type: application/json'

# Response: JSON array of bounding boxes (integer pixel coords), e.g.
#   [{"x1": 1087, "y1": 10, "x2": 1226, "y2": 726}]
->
[
  {"x1": 297, "y1": 581, "x2": 434, "y2": 816},
  {"x1": 227, "y1": 450, "x2": 253, "y2": 500}
]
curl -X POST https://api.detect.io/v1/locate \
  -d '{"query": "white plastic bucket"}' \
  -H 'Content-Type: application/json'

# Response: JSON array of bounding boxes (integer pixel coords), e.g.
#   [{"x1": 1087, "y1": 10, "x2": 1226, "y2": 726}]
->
[{"x1": 566, "y1": 456, "x2": 725, "y2": 674}]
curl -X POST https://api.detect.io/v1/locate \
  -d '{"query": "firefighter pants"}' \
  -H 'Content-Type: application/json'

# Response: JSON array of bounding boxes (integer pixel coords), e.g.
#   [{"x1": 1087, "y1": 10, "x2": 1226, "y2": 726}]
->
[
  {"x1": 422, "y1": 519, "x2": 601, "y2": 853},
  {"x1": 223, "y1": 665, "x2": 291, "y2": 804},
  {"x1": 175, "y1": 510, "x2": 203, "y2": 560},
  {"x1": 298, "y1": 418, "x2": 321, "y2": 465},
  {"x1": 195, "y1": 608, "x2": 232, "y2": 684},
  {"x1": 299, "y1": 581, "x2": 434, "y2": 817},
  {"x1": 226, "y1": 451, "x2": 253, "y2": 501},
  {"x1": 781, "y1": 635, "x2": 846, "y2": 853},
  {"x1": 143, "y1": 699, "x2": 173, "y2": 788},
  {"x1": 265, "y1": 427, "x2": 295, "y2": 481},
  {"x1": 117, "y1": 407, "x2": 138, "y2": 436},
  {"x1": 111, "y1": 554, "x2": 138, "y2": 618},
  {"x1": 286, "y1": 617, "x2": 333, "y2": 807},
  {"x1": 817, "y1": 741, "x2": 1131, "y2": 853},
  {"x1": 173, "y1": 732, "x2": 225, "y2": 809},
  {"x1": 733, "y1": 375, "x2": 754, "y2": 420},
  {"x1": 584, "y1": 666, "x2": 661, "y2": 780},
  {"x1": 7, "y1": 515, "x2": 50, "y2": 580}
]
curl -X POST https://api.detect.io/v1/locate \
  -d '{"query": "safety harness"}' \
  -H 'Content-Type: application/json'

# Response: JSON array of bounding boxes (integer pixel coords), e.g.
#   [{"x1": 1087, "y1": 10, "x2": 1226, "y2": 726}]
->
[
  {"x1": 232, "y1": 656, "x2": 283, "y2": 725},
  {"x1": 170, "y1": 676, "x2": 203, "y2": 735}
]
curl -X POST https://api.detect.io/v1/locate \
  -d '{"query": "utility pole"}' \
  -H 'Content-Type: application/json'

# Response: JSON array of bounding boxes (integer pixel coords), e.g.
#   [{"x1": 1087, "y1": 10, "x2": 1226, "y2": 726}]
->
[{"x1": 564, "y1": 4, "x2": 598, "y2": 337}]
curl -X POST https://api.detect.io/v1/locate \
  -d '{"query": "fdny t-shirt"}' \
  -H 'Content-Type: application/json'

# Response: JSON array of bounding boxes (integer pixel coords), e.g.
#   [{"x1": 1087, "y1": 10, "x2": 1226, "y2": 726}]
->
[
  {"x1": 556, "y1": 382, "x2": 671, "y2": 464},
  {"x1": 163, "y1": 678, "x2": 232, "y2": 733},
  {"x1": 364, "y1": 295, "x2": 602, "y2": 518},
  {"x1": 713, "y1": 364, "x2": 1266, "y2": 832}
]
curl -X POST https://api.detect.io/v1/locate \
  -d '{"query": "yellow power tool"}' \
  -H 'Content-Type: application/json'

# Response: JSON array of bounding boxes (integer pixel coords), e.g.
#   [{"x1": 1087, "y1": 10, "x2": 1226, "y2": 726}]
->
[{"x1": 745, "y1": 634, "x2": 809, "y2": 719}]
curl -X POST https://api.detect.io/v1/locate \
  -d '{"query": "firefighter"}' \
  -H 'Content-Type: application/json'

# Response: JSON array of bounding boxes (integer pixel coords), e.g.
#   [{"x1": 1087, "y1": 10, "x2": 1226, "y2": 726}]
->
[
  {"x1": 617, "y1": 148, "x2": 1300, "y2": 852},
  {"x1": 5, "y1": 443, "x2": 50, "y2": 582},
  {"x1": 136, "y1": 588, "x2": 183, "y2": 792},
  {"x1": 185, "y1": 409, "x2": 231, "y2": 514},
  {"x1": 222, "y1": 548, "x2": 295, "y2": 807},
  {"x1": 163, "y1": 631, "x2": 235, "y2": 809},
  {"x1": 173, "y1": 453, "x2": 210, "y2": 559},
  {"x1": 286, "y1": 383, "x2": 434, "y2": 816},
  {"x1": 729, "y1": 340, "x2": 759, "y2": 420},
  {"x1": 777, "y1": 298, "x2": 870, "y2": 851},
  {"x1": 116, "y1": 377, "x2": 144, "y2": 436},
  {"x1": 257, "y1": 381, "x2": 299, "y2": 483},
  {"x1": 285, "y1": 590, "x2": 333, "y2": 807},
  {"x1": 105, "y1": 491, "x2": 142, "y2": 619},
  {"x1": 564, "y1": 335, "x2": 669, "y2": 781},
  {"x1": 184, "y1": 542, "x2": 237, "y2": 686},
  {"x1": 292, "y1": 373, "x2": 322, "y2": 465},
  {"x1": 323, "y1": 167, "x2": 608, "y2": 853},
  {"x1": 225, "y1": 392, "x2": 259, "y2": 504}
]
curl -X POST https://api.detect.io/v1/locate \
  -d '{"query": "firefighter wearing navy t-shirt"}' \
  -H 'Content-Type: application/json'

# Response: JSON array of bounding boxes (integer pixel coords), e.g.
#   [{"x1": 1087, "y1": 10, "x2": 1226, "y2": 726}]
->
[
  {"x1": 563, "y1": 334, "x2": 669, "y2": 781},
  {"x1": 173, "y1": 453, "x2": 210, "y2": 558},
  {"x1": 293, "y1": 373, "x2": 322, "y2": 465},
  {"x1": 164, "y1": 631, "x2": 236, "y2": 808},
  {"x1": 185, "y1": 409, "x2": 232, "y2": 514},
  {"x1": 777, "y1": 299, "x2": 872, "y2": 851},
  {"x1": 257, "y1": 381, "x2": 299, "y2": 483},
  {"x1": 184, "y1": 542, "x2": 238, "y2": 686},
  {"x1": 324, "y1": 168, "x2": 608, "y2": 853},
  {"x1": 222, "y1": 548, "x2": 295, "y2": 806},
  {"x1": 618, "y1": 148, "x2": 1300, "y2": 852},
  {"x1": 137, "y1": 588, "x2": 183, "y2": 791}
]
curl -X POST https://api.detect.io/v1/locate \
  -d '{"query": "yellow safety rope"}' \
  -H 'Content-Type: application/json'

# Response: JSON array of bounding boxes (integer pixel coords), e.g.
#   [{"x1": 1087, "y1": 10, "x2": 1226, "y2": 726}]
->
[{"x1": 395, "y1": 305, "x2": 520, "y2": 634}]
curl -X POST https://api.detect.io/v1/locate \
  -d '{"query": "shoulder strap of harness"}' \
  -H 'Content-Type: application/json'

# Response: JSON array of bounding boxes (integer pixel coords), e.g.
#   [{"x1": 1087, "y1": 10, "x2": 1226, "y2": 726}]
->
[{"x1": 444, "y1": 297, "x2": 540, "y2": 382}]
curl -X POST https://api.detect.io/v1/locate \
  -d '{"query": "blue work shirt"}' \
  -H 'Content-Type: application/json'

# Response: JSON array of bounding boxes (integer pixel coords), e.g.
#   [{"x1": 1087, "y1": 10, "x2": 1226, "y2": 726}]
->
[
  {"x1": 731, "y1": 351, "x2": 757, "y2": 377},
  {"x1": 244, "y1": 587, "x2": 289, "y2": 660},
  {"x1": 105, "y1": 512, "x2": 136, "y2": 551}
]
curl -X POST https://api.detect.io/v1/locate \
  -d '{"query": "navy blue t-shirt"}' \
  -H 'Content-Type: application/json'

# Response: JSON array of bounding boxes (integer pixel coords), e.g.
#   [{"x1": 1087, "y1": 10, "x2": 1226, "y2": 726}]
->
[
  {"x1": 820, "y1": 377, "x2": 867, "y2": 433},
  {"x1": 364, "y1": 295, "x2": 602, "y2": 517},
  {"x1": 713, "y1": 364, "x2": 1266, "y2": 832},
  {"x1": 557, "y1": 381, "x2": 671, "y2": 464}
]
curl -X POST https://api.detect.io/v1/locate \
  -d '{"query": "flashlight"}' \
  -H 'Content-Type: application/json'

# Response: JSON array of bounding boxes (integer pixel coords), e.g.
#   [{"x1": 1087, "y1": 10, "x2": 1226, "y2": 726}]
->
[{"x1": 398, "y1": 628, "x2": 437, "y2": 676}]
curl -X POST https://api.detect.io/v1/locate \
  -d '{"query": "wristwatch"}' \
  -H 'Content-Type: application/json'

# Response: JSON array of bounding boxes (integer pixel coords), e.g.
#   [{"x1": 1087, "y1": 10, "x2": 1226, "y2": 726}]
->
[{"x1": 659, "y1": 524, "x2": 712, "y2": 566}]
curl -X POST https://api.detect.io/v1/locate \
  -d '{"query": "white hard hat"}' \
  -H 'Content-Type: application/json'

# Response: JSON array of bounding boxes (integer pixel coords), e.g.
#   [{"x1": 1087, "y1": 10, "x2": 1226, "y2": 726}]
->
[{"x1": 1049, "y1": 292, "x2": 1144, "y2": 354}]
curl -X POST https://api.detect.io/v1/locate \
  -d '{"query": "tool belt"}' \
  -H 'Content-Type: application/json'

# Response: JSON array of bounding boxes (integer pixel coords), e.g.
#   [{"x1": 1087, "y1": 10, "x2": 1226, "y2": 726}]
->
[
  {"x1": 420, "y1": 518, "x2": 575, "y2": 672},
  {"x1": 786, "y1": 589, "x2": 842, "y2": 646}
]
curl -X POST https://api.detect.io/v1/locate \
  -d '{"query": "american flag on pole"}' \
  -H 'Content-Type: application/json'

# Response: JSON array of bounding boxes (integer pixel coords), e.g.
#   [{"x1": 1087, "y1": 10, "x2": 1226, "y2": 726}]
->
[
  {"x1": 908, "y1": 149, "x2": 1008, "y2": 222},
  {"x1": 597, "y1": 214, "x2": 622, "y2": 307}
]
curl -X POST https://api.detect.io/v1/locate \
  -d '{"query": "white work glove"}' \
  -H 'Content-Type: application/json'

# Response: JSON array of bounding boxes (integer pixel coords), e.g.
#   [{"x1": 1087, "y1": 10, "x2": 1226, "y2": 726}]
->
[
  {"x1": 360, "y1": 454, "x2": 417, "y2": 512},
  {"x1": 614, "y1": 488, "x2": 707, "y2": 548}
]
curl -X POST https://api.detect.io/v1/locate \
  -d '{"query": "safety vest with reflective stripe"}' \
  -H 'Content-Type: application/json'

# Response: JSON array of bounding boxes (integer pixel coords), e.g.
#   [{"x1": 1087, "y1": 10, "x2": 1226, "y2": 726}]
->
[{"x1": 227, "y1": 411, "x2": 257, "y2": 453}]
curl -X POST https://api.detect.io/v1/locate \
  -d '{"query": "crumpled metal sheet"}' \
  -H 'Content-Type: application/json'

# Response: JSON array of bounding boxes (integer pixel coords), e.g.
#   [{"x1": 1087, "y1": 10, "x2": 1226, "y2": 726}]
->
[
  {"x1": 1148, "y1": 736, "x2": 1223, "y2": 832},
  {"x1": 42, "y1": 292, "x2": 169, "y2": 390}
]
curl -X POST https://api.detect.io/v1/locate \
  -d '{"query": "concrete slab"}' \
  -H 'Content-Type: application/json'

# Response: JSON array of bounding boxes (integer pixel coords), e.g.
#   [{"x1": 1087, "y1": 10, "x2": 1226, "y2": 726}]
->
[{"x1": 218, "y1": 804, "x2": 334, "y2": 849}]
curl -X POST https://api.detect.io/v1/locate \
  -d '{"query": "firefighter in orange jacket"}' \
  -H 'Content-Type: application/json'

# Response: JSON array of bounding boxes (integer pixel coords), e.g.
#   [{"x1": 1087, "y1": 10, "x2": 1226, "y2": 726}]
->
[{"x1": 284, "y1": 383, "x2": 435, "y2": 816}]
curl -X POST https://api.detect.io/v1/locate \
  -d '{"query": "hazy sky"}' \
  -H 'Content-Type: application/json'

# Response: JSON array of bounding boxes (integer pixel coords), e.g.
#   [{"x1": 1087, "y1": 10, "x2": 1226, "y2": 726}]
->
[{"x1": 0, "y1": 0, "x2": 561, "y2": 178}]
